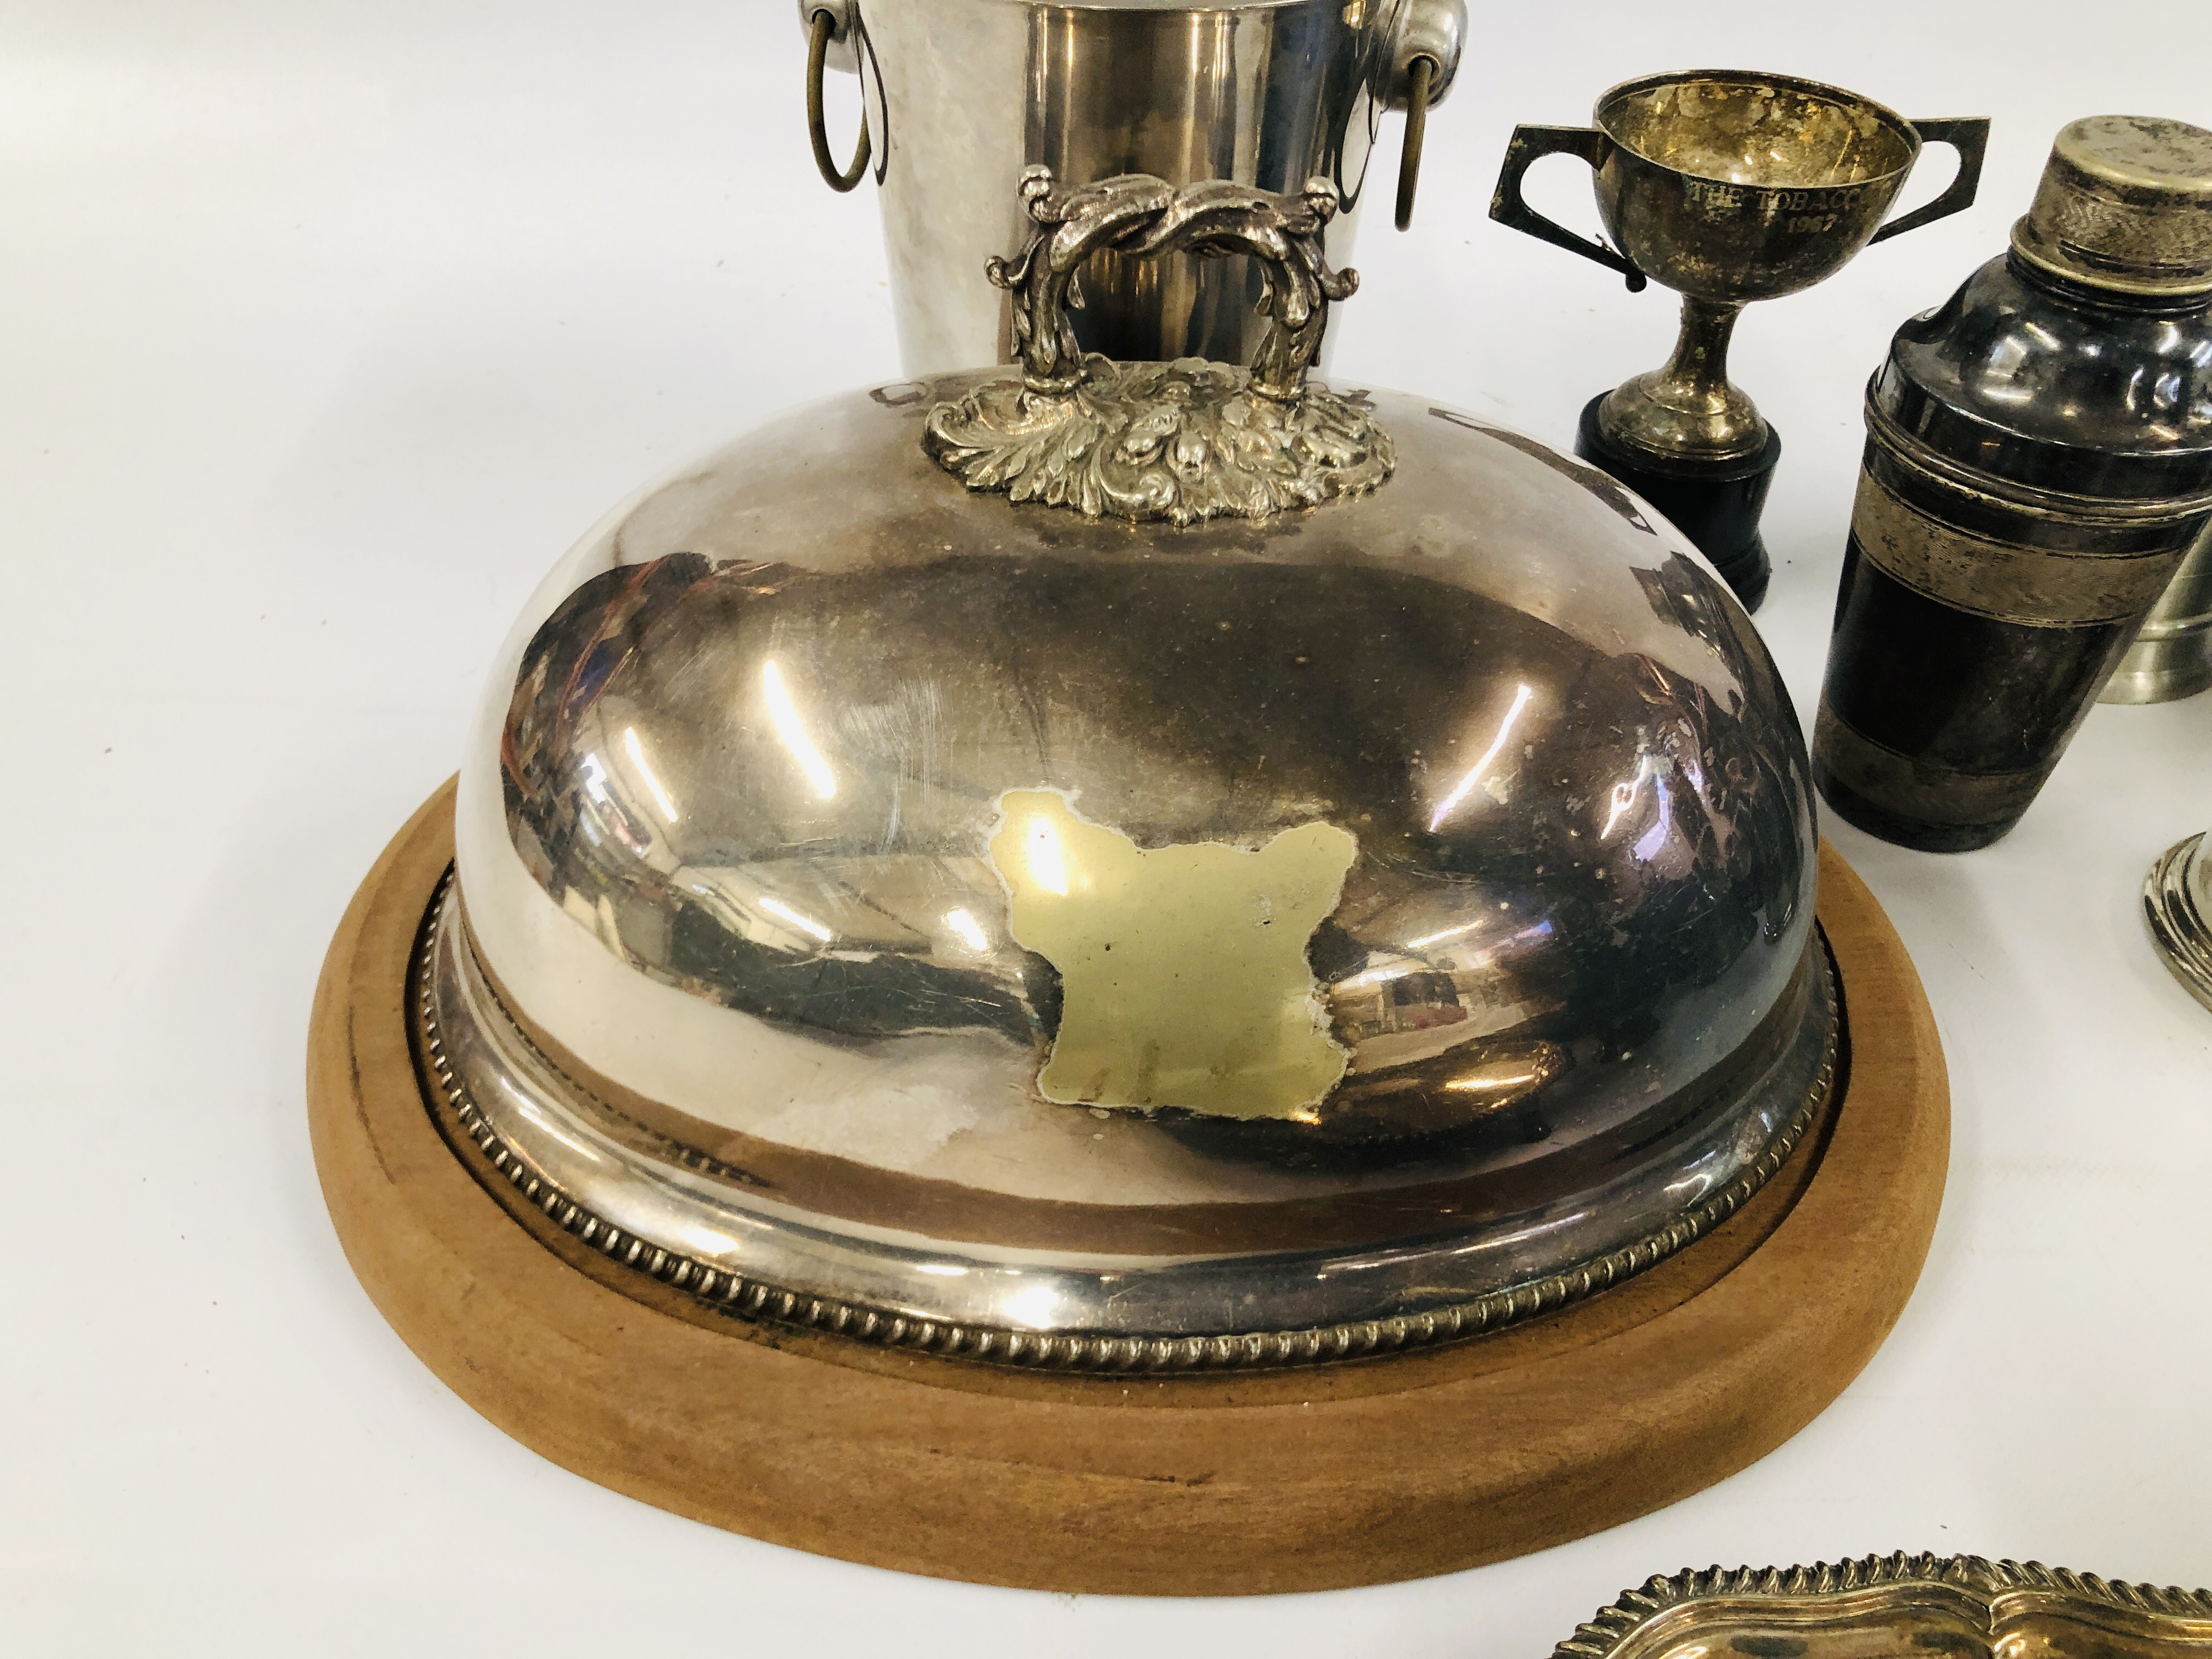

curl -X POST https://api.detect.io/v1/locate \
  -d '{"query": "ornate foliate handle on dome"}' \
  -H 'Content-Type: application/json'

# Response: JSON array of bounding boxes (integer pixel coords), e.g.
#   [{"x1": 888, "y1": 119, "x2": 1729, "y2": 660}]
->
[
  {"x1": 923, "y1": 167, "x2": 1396, "y2": 526},
  {"x1": 995, "y1": 166, "x2": 1350, "y2": 400}
]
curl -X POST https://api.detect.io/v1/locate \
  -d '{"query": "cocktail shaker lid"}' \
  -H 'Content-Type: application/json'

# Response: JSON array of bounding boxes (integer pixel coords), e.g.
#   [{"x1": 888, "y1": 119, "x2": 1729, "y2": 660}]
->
[{"x1": 2011, "y1": 115, "x2": 2212, "y2": 296}]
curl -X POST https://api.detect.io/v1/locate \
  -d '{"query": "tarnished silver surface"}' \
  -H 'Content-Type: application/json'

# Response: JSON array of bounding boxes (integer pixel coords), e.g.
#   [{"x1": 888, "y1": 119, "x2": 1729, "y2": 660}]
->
[
  {"x1": 2011, "y1": 114, "x2": 2212, "y2": 298},
  {"x1": 798, "y1": 0, "x2": 1464, "y2": 377},
  {"x1": 2146, "y1": 830, "x2": 2212, "y2": 1013},
  {"x1": 443, "y1": 354, "x2": 1835, "y2": 1361},
  {"x1": 1813, "y1": 119, "x2": 2212, "y2": 848}
]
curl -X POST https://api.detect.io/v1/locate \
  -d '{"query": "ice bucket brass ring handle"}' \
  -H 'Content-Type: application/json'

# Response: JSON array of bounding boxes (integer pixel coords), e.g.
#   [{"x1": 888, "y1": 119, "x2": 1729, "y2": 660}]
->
[
  {"x1": 1393, "y1": 54, "x2": 1438, "y2": 232},
  {"x1": 1487, "y1": 125, "x2": 1647, "y2": 291},
  {"x1": 804, "y1": 7, "x2": 871, "y2": 193},
  {"x1": 1866, "y1": 117, "x2": 1991, "y2": 246},
  {"x1": 989, "y1": 167, "x2": 1360, "y2": 403}
]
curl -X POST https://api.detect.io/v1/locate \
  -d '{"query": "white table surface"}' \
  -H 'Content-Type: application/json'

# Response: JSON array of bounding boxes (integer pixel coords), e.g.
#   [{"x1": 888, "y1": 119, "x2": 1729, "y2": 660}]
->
[{"x1": 6, "y1": 2, "x2": 2209, "y2": 1650}]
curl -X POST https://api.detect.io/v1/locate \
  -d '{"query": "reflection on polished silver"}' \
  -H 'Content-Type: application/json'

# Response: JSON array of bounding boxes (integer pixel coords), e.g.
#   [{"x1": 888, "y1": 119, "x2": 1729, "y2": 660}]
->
[
  {"x1": 422, "y1": 873, "x2": 1837, "y2": 1364},
  {"x1": 445, "y1": 338, "x2": 1836, "y2": 1363},
  {"x1": 923, "y1": 170, "x2": 1392, "y2": 523},
  {"x1": 2146, "y1": 830, "x2": 2212, "y2": 1013},
  {"x1": 796, "y1": 0, "x2": 1465, "y2": 377}
]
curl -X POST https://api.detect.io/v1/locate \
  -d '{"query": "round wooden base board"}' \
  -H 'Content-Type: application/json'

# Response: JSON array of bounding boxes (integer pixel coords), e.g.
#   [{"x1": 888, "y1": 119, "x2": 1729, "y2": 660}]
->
[{"x1": 307, "y1": 779, "x2": 1949, "y2": 1596}]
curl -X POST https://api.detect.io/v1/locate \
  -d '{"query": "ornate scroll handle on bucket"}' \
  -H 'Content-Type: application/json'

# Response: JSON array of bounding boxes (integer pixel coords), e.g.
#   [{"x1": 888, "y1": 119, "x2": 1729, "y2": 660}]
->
[{"x1": 991, "y1": 167, "x2": 1358, "y2": 403}]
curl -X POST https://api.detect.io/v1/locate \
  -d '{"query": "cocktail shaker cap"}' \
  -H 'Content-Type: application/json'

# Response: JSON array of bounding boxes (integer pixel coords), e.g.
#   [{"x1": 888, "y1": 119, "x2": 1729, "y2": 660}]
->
[{"x1": 2011, "y1": 115, "x2": 2212, "y2": 296}]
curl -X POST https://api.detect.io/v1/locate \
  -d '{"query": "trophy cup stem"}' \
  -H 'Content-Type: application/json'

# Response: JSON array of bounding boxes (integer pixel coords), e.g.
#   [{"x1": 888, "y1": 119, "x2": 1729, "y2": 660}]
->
[
  {"x1": 1599, "y1": 296, "x2": 1769, "y2": 464},
  {"x1": 1576, "y1": 293, "x2": 1784, "y2": 611},
  {"x1": 1657, "y1": 296, "x2": 1744, "y2": 428}
]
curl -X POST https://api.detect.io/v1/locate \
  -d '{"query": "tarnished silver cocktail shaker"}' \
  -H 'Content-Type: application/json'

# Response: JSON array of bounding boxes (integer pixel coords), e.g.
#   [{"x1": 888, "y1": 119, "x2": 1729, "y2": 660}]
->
[
  {"x1": 1813, "y1": 116, "x2": 2212, "y2": 851},
  {"x1": 798, "y1": 0, "x2": 1463, "y2": 378}
]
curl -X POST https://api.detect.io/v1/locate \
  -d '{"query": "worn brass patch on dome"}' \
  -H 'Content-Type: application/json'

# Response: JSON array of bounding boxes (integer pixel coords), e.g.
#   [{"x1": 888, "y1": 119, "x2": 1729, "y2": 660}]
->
[{"x1": 987, "y1": 790, "x2": 1357, "y2": 1120}]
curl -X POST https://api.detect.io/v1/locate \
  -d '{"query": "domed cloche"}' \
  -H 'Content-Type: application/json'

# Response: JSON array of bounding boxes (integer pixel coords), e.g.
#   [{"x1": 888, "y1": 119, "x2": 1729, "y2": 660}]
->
[{"x1": 432, "y1": 171, "x2": 1833, "y2": 1369}]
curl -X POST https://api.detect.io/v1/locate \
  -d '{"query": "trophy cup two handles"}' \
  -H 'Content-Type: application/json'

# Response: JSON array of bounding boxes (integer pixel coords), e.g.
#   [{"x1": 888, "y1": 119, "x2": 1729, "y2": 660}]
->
[
  {"x1": 1867, "y1": 117, "x2": 1991, "y2": 244},
  {"x1": 1488, "y1": 115, "x2": 1994, "y2": 282},
  {"x1": 1488, "y1": 127, "x2": 1650, "y2": 290},
  {"x1": 990, "y1": 167, "x2": 1358, "y2": 404}
]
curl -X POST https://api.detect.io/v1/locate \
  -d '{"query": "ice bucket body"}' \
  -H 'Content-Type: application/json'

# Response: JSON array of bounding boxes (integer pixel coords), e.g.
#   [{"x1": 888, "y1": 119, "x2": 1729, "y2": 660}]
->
[{"x1": 808, "y1": 0, "x2": 1459, "y2": 376}]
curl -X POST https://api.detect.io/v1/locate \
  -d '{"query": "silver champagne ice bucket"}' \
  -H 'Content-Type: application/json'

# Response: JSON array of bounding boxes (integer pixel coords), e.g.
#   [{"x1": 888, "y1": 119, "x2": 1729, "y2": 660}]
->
[{"x1": 798, "y1": 0, "x2": 1464, "y2": 377}]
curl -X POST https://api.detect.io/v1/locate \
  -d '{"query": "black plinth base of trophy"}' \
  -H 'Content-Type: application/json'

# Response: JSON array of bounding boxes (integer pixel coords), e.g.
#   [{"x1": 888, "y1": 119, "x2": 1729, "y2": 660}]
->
[{"x1": 1575, "y1": 394, "x2": 1782, "y2": 613}]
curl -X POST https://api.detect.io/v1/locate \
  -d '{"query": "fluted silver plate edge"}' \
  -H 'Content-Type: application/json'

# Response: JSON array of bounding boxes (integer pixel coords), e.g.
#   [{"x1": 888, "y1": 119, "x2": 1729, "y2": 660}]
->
[
  {"x1": 1554, "y1": 1551, "x2": 2212, "y2": 1658},
  {"x1": 2146, "y1": 831, "x2": 2212, "y2": 1013}
]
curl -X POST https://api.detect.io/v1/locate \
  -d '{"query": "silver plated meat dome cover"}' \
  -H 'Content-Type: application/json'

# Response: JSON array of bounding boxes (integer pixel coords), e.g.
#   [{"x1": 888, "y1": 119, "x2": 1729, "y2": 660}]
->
[{"x1": 434, "y1": 171, "x2": 1836, "y2": 1370}]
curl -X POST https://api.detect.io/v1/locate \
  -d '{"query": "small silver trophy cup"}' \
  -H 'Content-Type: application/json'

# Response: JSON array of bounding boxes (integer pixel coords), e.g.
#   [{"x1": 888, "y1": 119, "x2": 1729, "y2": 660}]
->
[
  {"x1": 1491, "y1": 71, "x2": 1988, "y2": 610},
  {"x1": 799, "y1": 0, "x2": 1464, "y2": 378}
]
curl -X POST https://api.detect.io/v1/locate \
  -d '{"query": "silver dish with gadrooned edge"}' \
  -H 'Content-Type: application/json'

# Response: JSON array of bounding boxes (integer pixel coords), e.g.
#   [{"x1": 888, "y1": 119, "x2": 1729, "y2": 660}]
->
[{"x1": 1553, "y1": 1553, "x2": 2212, "y2": 1659}]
